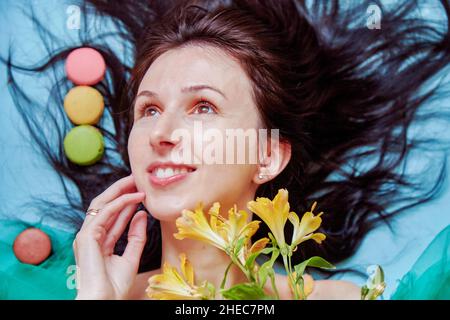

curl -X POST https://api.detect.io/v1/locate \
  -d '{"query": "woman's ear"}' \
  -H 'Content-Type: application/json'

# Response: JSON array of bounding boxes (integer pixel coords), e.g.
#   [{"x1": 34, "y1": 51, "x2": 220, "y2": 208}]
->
[{"x1": 253, "y1": 139, "x2": 292, "y2": 184}]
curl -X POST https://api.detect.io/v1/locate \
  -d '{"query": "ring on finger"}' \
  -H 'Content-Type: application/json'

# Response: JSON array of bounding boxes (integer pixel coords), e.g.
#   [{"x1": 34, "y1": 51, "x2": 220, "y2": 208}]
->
[{"x1": 86, "y1": 208, "x2": 100, "y2": 216}]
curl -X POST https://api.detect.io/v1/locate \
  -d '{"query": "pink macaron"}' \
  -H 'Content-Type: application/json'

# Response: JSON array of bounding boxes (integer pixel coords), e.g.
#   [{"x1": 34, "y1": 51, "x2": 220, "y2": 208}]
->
[{"x1": 66, "y1": 47, "x2": 106, "y2": 86}]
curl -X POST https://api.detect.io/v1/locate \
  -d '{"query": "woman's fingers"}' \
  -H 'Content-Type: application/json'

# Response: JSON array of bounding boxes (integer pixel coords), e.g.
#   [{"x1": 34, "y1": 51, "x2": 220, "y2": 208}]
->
[
  {"x1": 73, "y1": 174, "x2": 148, "y2": 299},
  {"x1": 104, "y1": 201, "x2": 140, "y2": 231},
  {"x1": 83, "y1": 175, "x2": 138, "y2": 225},
  {"x1": 101, "y1": 202, "x2": 140, "y2": 256},
  {"x1": 89, "y1": 175, "x2": 138, "y2": 210},
  {"x1": 122, "y1": 211, "x2": 147, "y2": 270},
  {"x1": 82, "y1": 192, "x2": 145, "y2": 232},
  {"x1": 74, "y1": 226, "x2": 108, "y2": 288},
  {"x1": 76, "y1": 192, "x2": 145, "y2": 279}
]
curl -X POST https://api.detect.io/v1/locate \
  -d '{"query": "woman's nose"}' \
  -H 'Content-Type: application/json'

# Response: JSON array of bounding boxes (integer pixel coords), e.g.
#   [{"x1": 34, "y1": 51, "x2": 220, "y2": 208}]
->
[{"x1": 149, "y1": 111, "x2": 181, "y2": 154}]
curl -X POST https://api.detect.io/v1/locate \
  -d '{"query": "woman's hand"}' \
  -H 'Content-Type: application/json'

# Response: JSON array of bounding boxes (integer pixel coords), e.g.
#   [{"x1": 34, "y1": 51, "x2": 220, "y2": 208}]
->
[{"x1": 73, "y1": 175, "x2": 147, "y2": 300}]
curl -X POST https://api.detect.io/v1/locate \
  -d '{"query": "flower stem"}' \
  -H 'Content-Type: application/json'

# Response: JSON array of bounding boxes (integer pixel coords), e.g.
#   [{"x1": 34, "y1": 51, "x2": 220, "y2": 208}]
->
[
  {"x1": 288, "y1": 254, "x2": 304, "y2": 299},
  {"x1": 269, "y1": 273, "x2": 280, "y2": 300},
  {"x1": 230, "y1": 255, "x2": 253, "y2": 283},
  {"x1": 220, "y1": 262, "x2": 234, "y2": 290},
  {"x1": 283, "y1": 254, "x2": 299, "y2": 299}
]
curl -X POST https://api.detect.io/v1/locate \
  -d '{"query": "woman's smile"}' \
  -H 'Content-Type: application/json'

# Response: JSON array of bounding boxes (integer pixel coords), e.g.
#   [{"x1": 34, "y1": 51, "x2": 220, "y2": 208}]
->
[{"x1": 147, "y1": 161, "x2": 197, "y2": 187}]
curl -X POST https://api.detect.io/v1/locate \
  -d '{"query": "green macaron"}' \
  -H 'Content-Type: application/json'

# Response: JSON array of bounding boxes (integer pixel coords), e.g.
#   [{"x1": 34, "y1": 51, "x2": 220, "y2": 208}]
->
[{"x1": 63, "y1": 125, "x2": 104, "y2": 166}]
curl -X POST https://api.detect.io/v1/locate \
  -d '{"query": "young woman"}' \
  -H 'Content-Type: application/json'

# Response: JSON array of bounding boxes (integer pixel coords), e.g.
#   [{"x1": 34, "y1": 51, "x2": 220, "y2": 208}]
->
[
  {"x1": 5, "y1": 0, "x2": 450, "y2": 299},
  {"x1": 73, "y1": 43, "x2": 361, "y2": 299}
]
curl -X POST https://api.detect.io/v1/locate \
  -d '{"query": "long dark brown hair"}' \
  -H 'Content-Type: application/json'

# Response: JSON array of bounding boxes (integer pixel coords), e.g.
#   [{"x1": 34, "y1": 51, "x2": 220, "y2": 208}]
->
[{"x1": 3, "y1": 0, "x2": 450, "y2": 273}]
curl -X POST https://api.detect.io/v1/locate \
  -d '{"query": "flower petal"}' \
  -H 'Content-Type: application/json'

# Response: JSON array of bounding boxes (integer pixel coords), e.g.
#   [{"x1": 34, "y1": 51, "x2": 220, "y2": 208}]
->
[
  {"x1": 249, "y1": 237, "x2": 270, "y2": 254},
  {"x1": 247, "y1": 189, "x2": 290, "y2": 246},
  {"x1": 174, "y1": 205, "x2": 228, "y2": 250},
  {"x1": 310, "y1": 233, "x2": 326, "y2": 244},
  {"x1": 180, "y1": 253, "x2": 195, "y2": 286}
]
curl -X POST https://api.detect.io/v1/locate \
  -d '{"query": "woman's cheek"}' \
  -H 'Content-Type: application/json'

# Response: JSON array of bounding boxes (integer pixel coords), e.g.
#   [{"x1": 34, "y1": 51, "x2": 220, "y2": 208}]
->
[
  {"x1": 127, "y1": 129, "x2": 137, "y2": 158},
  {"x1": 128, "y1": 128, "x2": 145, "y2": 165}
]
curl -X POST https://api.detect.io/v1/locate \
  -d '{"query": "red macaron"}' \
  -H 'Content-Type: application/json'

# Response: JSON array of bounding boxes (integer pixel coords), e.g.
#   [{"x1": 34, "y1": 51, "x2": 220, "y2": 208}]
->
[{"x1": 13, "y1": 228, "x2": 52, "y2": 265}]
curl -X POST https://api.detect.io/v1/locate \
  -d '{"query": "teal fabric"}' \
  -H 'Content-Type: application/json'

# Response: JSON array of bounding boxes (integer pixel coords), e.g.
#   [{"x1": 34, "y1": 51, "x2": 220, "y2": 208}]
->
[
  {"x1": 1, "y1": 218, "x2": 448, "y2": 299},
  {"x1": 391, "y1": 225, "x2": 450, "y2": 300},
  {"x1": 0, "y1": 220, "x2": 76, "y2": 299}
]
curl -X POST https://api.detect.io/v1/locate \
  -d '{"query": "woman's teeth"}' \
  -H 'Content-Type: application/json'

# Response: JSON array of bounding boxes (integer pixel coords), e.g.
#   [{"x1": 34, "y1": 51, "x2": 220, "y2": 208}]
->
[{"x1": 153, "y1": 167, "x2": 193, "y2": 179}]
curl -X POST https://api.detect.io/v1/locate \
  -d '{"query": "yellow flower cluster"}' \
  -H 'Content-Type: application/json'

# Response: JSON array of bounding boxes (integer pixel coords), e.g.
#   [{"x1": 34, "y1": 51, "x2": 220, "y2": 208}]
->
[{"x1": 146, "y1": 189, "x2": 329, "y2": 300}]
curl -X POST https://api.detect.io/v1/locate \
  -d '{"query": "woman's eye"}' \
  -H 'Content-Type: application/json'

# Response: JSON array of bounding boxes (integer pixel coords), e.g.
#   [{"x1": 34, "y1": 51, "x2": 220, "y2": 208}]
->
[
  {"x1": 142, "y1": 106, "x2": 160, "y2": 117},
  {"x1": 192, "y1": 102, "x2": 216, "y2": 114}
]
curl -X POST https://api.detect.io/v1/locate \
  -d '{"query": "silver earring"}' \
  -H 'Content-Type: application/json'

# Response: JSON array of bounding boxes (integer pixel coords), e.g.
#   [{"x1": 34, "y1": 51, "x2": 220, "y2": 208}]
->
[{"x1": 258, "y1": 173, "x2": 264, "y2": 179}]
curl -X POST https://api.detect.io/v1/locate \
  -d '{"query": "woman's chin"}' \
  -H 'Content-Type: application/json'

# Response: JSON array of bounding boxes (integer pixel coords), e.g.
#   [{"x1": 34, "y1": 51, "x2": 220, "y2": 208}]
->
[{"x1": 142, "y1": 198, "x2": 196, "y2": 222}]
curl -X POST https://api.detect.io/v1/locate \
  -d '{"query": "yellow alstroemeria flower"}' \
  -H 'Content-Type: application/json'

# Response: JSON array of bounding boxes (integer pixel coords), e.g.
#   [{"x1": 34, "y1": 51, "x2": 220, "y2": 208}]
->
[
  {"x1": 221, "y1": 205, "x2": 260, "y2": 245},
  {"x1": 216, "y1": 204, "x2": 261, "y2": 265},
  {"x1": 174, "y1": 202, "x2": 228, "y2": 251},
  {"x1": 288, "y1": 202, "x2": 326, "y2": 249},
  {"x1": 146, "y1": 253, "x2": 214, "y2": 300},
  {"x1": 174, "y1": 202, "x2": 260, "y2": 256},
  {"x1": 247, "y1": 189, "x2": 290, "y2": 247}
]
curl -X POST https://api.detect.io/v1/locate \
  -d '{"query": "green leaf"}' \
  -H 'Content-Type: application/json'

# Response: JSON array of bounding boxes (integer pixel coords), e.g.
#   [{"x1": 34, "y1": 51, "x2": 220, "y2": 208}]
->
[
  {"x1": 268, "y1": 232, "x2": 277, "y2": 247},
  {"x1": 368, "y1": 265, "x2": 385, "y2": 286},
  {"x1": 260, "y1": 247, "x2": 275, "y2": 255},
  {"x1": 361, "y1": 286, "x2": 369, "y2": 299},
  {"x1": 221, "y1": 283, "x2": 271, "y2": 300},
  {"x1": 234, "y1": 237, "x2": 246, "y2": 255},
  {"x1": 244, "y1": 247, "x2": 274, "y2": 270},
  {"x1": 297, "y1": 276, "x2": 305, "y2": 299},
  {"x1": 294, "y1": 256, "x2": 335, "y2": 283},
  {"x1": 245, "y1": 252, "x2": 260, "y2": 271},
  {"x1": 258, "y1": 265, "x2": 273, "y2": 290},
  {"x1": 258, "y1": 249, "x2": 280, "y2": 287}
]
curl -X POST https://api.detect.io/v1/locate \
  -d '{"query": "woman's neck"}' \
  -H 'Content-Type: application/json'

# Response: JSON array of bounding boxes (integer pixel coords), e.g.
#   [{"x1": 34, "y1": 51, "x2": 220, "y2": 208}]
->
[{"x1": 159, "y1": 220, "x2": 249, "y2": 294}]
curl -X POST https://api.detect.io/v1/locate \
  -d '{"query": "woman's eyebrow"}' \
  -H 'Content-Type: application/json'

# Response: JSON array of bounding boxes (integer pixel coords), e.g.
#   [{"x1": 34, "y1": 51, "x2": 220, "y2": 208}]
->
[
  {"x1": 136, "y1": 90, "x2": 158, "y2": 99},
  {"x1": 134, "y1": 84, "x2": 227, "y2": 104},
  {"x1": 181, "y1": 84, "x2": 227, "y2": 100}
]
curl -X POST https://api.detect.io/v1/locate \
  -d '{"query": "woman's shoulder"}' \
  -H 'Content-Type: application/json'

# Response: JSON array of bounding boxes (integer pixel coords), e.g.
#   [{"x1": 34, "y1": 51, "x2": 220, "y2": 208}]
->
[
  {"x1": 272, "y1": 273, "x2": 361, "y2": 300},
  {"x1": 131, "y1": 269, "x2": 361, "y2": 300},
  {"x1": 308, "y1": 278, "x2": 361, "y2": 300}
]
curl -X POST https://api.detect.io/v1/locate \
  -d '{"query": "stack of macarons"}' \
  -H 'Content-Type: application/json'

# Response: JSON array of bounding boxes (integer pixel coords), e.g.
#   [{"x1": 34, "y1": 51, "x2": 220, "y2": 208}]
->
[
  {"x1": 63, "y1": 47, "x2": 106, "y2": 166},
  {"x1": 11, "y1": 49, "x2": 107, "y2": 267}
]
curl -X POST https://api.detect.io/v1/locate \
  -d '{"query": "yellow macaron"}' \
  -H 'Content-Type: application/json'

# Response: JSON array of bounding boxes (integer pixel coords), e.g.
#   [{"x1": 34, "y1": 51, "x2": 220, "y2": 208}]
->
[{"x1": 64, "y1": 86, "x2": 104, "y2": 125}]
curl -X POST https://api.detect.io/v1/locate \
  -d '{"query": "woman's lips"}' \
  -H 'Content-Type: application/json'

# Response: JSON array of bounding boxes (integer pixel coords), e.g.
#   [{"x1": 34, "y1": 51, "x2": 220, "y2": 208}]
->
[{"x1": 147, "y1": 163, "x2": 196, "y2": 187}]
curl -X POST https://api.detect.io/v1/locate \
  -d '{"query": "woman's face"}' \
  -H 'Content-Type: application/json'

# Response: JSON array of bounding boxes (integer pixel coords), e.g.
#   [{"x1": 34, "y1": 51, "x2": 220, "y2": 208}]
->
[{"x1": 128, "y1": 45, "x2": 264, "y2": 221}]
